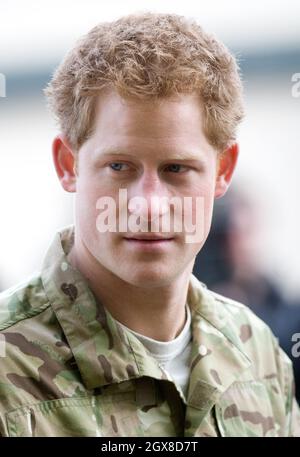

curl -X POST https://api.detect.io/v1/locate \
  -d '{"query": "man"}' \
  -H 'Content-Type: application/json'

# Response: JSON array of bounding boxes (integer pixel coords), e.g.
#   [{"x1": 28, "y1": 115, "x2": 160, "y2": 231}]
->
[{"x1": 0, "y1": 12, "x2": 299, "y2": 437}]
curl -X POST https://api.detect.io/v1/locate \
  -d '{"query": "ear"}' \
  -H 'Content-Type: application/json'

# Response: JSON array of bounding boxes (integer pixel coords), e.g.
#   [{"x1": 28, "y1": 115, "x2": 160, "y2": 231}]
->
[
  {"x1": 52, "y1": 134, "x2": 77, "y2": 193},
  {"x1": 214, "y1": 143, "x2": 239, "y2": 199}
]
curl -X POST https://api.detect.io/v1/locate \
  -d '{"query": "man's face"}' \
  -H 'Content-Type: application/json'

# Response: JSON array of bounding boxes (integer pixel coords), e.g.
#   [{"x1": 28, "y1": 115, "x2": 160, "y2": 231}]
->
[{"x1": 74, "y1": 90, "x2": 221, "y2": 287}]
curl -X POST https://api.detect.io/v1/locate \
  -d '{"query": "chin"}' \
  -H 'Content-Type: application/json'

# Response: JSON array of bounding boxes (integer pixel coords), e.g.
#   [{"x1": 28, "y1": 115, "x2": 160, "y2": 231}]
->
[{"x1": 121, "y1": 269, "x2": 175, "y2": 289}]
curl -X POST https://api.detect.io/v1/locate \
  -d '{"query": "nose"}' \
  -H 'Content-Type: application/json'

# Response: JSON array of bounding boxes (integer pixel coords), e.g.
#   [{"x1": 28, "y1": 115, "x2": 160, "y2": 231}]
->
[{"x1": 127, "y1": 170, "x2": 169, "y2": 222}]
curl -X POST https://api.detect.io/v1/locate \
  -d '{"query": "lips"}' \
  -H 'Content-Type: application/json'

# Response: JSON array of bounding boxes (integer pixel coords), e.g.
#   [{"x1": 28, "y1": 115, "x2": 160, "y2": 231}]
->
[{"x1": 124, "y1": 235, "x2": 174, "y2": 241}]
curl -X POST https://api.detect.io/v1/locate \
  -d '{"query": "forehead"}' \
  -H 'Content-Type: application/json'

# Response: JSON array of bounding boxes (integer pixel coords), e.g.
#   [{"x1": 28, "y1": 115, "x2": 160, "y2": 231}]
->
[
  {"x1": 92, "y1": 89, "x2": 205, "y2": 138},
  {"x1": 79, "y1": 89, "x2": 216, "y2": 161}
]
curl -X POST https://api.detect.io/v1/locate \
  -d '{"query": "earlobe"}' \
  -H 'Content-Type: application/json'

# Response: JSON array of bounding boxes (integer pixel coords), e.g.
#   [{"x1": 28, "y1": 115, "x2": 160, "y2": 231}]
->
[
  {"x1": 214, "y1": 143, "x2": 239, "y2": 199},
  {"x1": 215, "y1": 176, "x2": 229, "y2": 199},
  {"x1": 52, "y1": 135, "x2": 77, "y2": 193}
]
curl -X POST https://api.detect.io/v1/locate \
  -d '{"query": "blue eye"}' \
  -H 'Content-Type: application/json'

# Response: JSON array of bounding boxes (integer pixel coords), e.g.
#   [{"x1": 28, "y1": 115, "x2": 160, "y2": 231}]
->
[
  {"x1": 109, "y1": 162, "x2": 129, "y2": 171},
  {"x1": 165, "y1": 164, "x2": 187, "y2": 173}
]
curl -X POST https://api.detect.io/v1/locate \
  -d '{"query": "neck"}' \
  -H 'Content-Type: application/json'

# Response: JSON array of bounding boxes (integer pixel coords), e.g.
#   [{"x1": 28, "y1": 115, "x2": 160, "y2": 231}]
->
[{"x1": 67, "y1": 236, "x2": 193, "y2": 342}]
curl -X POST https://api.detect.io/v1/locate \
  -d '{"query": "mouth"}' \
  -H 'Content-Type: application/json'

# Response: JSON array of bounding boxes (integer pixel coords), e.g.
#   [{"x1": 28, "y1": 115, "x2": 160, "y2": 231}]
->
[
  {"x1": 123, "y1": 235, "x2": 175, "y2": 250},
  {"x1": 124, "y1": 236, "x2": 174, "y2": 241}
]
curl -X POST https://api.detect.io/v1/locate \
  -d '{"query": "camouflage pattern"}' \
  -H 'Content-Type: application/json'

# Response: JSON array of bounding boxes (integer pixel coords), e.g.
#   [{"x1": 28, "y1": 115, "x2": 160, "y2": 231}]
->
[{"x1": 0, "y1": 225, "x2": 299, "y2": 437}]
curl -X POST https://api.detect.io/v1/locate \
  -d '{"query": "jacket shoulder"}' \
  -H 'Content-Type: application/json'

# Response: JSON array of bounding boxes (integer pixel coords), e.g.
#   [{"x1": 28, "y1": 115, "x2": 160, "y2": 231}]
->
[
  {"x1": 208, "y1": 287, "x2": 278, "y2": 342},
  {"x1": 0, "y1": 274, "x2": 50, "y2": 330},
  {"x1": 206, "y1": 286, "x2": 294, "y2": 388}
]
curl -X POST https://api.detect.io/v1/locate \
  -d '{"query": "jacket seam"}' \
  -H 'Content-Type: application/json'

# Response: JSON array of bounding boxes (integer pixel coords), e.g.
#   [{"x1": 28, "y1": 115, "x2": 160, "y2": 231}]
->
[{"x1": 0, "y1": 302, "x2": 51, "y2": 331}]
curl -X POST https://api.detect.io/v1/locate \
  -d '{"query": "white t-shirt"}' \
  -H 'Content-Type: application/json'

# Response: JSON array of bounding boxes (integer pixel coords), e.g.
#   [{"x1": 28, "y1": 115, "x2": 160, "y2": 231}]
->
[{"x1": 115, "y1": 304, "x2": 192, "y2": 398}]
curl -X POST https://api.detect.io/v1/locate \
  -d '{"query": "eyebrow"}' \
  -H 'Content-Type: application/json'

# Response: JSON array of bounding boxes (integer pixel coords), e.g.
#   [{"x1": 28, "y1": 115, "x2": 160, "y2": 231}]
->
[{"x1": 95, "y1": 147, "x2": 206, "y2": 163}]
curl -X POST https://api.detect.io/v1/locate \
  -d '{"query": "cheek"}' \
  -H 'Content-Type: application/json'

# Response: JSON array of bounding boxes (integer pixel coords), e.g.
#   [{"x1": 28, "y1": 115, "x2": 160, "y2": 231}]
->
[
  {"x1": 77, "y1": 173, "x2": 116, "y2": 212},
  {"x1": 188, "y1": 179, "x2": 216, "y2": 228},
  {"x1": 75, "y1": 178, "x2": 108, "y2": 235}
]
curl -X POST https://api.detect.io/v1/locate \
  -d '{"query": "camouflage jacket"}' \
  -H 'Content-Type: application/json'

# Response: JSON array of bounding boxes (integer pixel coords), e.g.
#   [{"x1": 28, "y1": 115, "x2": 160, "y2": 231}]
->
[{"x1": 0, "y1": 226, "x2": 299, "y2": 437}]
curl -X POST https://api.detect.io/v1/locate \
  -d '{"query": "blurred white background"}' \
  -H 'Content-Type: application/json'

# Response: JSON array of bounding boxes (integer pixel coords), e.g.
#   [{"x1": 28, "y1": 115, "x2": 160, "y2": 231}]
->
[{"x1": 0, "y1": 0, "x2": 299, "y2": 299}]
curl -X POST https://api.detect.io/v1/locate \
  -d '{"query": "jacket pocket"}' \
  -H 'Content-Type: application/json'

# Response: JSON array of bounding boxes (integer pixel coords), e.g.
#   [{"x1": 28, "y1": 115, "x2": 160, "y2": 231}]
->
[
  {"x1": 215, "y1": 381, "x2": 280, "y2": 437},
  {"x1": 6, "y1": 392, "x2": 144, "y2": 437}
]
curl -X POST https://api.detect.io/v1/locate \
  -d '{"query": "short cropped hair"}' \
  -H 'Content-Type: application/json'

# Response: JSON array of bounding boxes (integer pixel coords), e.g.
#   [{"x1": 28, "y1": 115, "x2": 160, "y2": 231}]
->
[{"x1": 45, "y1": 12, "x2": 244, "y2": 152}]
